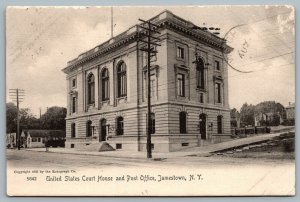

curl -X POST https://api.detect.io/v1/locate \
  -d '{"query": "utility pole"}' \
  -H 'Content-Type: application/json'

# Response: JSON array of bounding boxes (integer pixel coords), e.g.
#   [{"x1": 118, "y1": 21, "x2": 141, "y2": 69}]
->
[
  {"x1": 9, "y1": 88, "x2": 25, "y2": 150},
  {"x1": 138, "y1": 19, "x2": 161, "y2": 159}
]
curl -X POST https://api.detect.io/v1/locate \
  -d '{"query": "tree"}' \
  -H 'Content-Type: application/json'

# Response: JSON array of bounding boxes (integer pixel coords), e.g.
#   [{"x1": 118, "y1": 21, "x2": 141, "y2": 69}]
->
[
  {"x1": 239, "y1": 103, "x2": 255, "y2": 127},
  {"x1": 254, "y1": 101, "x2": 285, "y2": 126},
  {"x1": 40, "y1": 106, "x2": 67, "y2": 130},
  {"x1": 6, "y1": 102, "x2": 18, "y2": 133},
  {"x1": 230, "y1": 108, "x2": 238, "y2": 127},
  {"x1": 6, "y1": 102, "x2": 39, "y2": 133}
]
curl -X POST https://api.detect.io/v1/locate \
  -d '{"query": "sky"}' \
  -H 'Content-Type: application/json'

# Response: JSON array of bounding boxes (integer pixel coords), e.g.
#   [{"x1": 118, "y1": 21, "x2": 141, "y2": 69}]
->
[{"x1": 6, "y1": 6, "x2": 295, "y2": 116}]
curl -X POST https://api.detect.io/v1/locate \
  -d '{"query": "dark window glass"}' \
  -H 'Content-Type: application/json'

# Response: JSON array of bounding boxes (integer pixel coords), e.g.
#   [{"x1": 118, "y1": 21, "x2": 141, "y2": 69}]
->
[
  {"x1": 117, "y1": 62, "x2": 127, "y2": 97},
  {"x1": 86, "y1": 120, "x2": 93, "y2": 137},
  {"x1": 72, "y1": 78, "x2": 76, "y2": 87},
  {"x1": 71, "y1": 123, "x2": 76, "y2": 138},
  {"x1": 217, "y1": 115, "x2": 223, "y2": 134},
  {"x1": 150, "y1": 113, "x2": 155, "y2": 134},
  {"x1": 101, "y1": 68, "x2": 110, "y2": 101},
  {"x1": 116, "y1": 117, "x2": 124, "y2": 136},
  {"x1": 179, "y1": 111, "x2": 187, "y2": 134},
  {"x1": 177, "y1": 47, "x2": 184, "y2": 59},
  {"x1": 177, "y1": 74, "x2": 185, "y2": 97},
  {"x1": 100, "y1": 119, "x2": 107, "y2": 141},
  {"x1": 72, "y1": 97, "x2": 76, "y2": 113},
  {"x1": 215, "y1": 60, "x2": 220, "y2": 71},
  {"x1": 196, "y1": 58, "x2": 205, "y2": 89},
  {"x1": 87, "y1": 74, "x2": 95, "y2": 104},
  {"x1": 215, "y1": 83, "x2": 221, "y2": 103},
  {"x1": 200, "y1": 93, "x2": 204, "y2": 103}
]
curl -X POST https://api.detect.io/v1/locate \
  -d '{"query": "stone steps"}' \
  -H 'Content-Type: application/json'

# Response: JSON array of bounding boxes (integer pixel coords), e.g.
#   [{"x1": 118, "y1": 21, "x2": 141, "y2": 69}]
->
[{"x1": 77, "y1": 142, "x2": 115, "y2": 152}]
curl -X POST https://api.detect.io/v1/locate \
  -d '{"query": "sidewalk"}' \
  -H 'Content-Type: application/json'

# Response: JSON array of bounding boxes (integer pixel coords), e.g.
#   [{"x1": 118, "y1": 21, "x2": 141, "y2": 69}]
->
[{"x1": 25, "y1": 130, "x2": 293, "y2": 159}]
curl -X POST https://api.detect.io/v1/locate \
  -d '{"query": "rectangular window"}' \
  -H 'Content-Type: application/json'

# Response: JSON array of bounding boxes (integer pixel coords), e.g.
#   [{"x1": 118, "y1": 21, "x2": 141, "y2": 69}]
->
[
  {"x1": 200, "y1": 93, "x2": 204, "y2": 103},
  {"x1": 145, "y1": 73, "x2": 156, "y2": 99},
  {"x1": 150, "y1": 74, "x2": 156, "y2": 98},
  {"x1": 179, "y1": 112, "x2": 187, "y2": 134},
  {"x1": 72, "y1": 97, "x2": 76, "y2": 113},
  {"x1": 215, "y1": 83, "x2": 221, "y2": 103},
  {"x1": 177, "y1": 74, "x2": 185, "y2": 97},
  {"x1": 72, "y1": 78, "x2": 77, "y2": 88},
  {"x1": 177, "y1": 47, "x2": 184, "y2": 59},
  {"x1": 102, "y1": 79, "x2": 109, "y2": 101},
  {"x1": 215, "y1": 61, "x2": 220, "y2": 71},
  {"x1": 217, "y1": 116, "x2": 223, "y2": 134}
]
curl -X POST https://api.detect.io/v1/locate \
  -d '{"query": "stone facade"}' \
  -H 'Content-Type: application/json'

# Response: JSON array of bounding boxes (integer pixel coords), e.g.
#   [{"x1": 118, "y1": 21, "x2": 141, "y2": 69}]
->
[
  {"x1": 286, "y1": 102, "x2": 295, "y2": 120},
  {"x1": 62, "y1": 10, "x2": 233, "y2": 152}
]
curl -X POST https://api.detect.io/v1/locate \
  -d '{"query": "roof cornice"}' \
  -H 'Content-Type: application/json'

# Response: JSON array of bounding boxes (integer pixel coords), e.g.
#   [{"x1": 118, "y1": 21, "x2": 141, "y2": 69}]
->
[{"x1": 62, "y1": 10, "x2": 233, "y2": 74}]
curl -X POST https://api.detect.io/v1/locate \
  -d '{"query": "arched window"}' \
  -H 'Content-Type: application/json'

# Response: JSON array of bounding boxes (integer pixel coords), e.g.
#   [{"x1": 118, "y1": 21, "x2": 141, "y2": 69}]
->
[
  {"x1": 179, "y1": 111, "x2": 187, "y2": 134},
  {"x1": 86, "y1": 120, "x2": 93, "y2": 137},
  {"x1": 87, "y1": 73, "x2": 95, "y2": 104},
  {"x1": 150, "y1": 113, "x2": 155, "y2": 134},
  {"x1": 71, "y1": 123, "x2": 76, "y2": 138},
  {"x1": 217, "y1": 115, "x2": 223, "y2": 134},
  {"x1": 196, "y1": 58, "x2": 205, "y2": 89},
  {"x1": 117, "y1": 62, "x2": 127, "y2": 97},
  {"x1": 116, "y1": 117, "x2": 124, "y2": 136},
  {"x1": 101, "y1": 68, "x2": 109, "y2": 101}
]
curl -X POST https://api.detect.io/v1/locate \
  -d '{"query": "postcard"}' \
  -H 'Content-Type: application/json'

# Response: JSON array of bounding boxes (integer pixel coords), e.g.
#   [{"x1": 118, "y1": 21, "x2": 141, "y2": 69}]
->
[{"x1": 6, "y1": 5, "x2": 295, "y2": 196}]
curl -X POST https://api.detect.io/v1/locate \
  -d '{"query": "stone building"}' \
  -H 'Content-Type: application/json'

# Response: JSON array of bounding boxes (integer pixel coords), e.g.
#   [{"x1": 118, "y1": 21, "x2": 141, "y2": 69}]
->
[
  {"x1": 62, "y1": 10, "x2": 233, "y2": 152},
  {"x1": 286, "y1": 102, "x2": 295, "y2": 120}
]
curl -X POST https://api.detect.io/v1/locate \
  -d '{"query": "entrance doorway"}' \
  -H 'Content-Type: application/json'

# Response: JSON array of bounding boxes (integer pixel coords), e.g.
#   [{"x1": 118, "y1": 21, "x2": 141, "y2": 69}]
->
[
  {"x1": 100, "y1": 119, "x2": 107, "y2": 142},
  {"x1": 199, "y1": 114, "x2": 207, "y2": 140}
]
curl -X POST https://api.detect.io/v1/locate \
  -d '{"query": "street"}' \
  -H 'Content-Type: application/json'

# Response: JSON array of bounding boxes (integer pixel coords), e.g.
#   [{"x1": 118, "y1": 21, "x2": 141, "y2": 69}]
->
[{"x1": 7, "y1": 149, "x2": 294, "y2": 169}]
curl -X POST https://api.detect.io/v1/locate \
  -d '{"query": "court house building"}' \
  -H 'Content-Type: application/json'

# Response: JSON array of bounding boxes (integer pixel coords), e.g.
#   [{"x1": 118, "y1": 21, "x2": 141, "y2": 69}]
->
[{"x1": 62, "y1": 10, "x2": 233, "y2": 152}]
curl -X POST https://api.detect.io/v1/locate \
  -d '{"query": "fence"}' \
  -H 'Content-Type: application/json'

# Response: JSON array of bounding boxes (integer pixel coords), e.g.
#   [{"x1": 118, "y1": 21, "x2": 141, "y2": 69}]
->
[{"x1": 231, "y1": 126, "x2": 271, "y2": 138}]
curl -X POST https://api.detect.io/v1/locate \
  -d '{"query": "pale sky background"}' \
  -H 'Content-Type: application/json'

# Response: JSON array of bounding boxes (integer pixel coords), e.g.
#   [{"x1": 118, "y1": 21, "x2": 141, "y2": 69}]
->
[{"x1": 6, "y1": 6, "x2": 295, "y2": 116}]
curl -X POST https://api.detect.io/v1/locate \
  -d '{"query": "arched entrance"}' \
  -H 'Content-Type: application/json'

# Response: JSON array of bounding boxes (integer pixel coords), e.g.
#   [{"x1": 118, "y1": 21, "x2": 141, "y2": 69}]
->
[
  {"x1": 100, "y1": 119, "x2": 107, "y2": 142},
  {"x1": 199, "y1": 114, "x2": 207, "y2": 140}
]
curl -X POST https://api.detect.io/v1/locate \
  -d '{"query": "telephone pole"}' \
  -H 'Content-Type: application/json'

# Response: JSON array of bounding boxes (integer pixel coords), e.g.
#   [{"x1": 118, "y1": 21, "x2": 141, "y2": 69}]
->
[
  {"x1": 138, "y1": 19, "x2": 161, "y2": 159},
  {"x1": 9, "y1": 88, "x2": 25, "y2": 150}
]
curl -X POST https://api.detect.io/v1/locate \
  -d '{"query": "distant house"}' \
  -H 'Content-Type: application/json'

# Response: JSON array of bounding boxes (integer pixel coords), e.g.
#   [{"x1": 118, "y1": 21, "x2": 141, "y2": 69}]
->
[
  {"x1": 286, "y1": 102, "x2": 295, "y2": 120},
  {"x1": 254, "y1": 112, "x2": 268, "y2": 126},
  {"x1": 21, "y1": 130, "x2": 65, "y2": 148},
  {"x1": 254, "y1": 112, "x2": 283, "y2": 126}
]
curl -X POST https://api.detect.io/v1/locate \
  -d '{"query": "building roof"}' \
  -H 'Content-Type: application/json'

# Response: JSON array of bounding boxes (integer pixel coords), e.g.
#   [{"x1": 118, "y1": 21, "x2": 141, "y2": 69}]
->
[
  {"x1": 286, "y1": 103, "x2": 295, "y2": 109},
  {"x1": 62, "y1": 10, "x2": 233, "y2": 74},
  {"x1": 22, "y1": 130, "x2": 65, "y2": 138}
]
